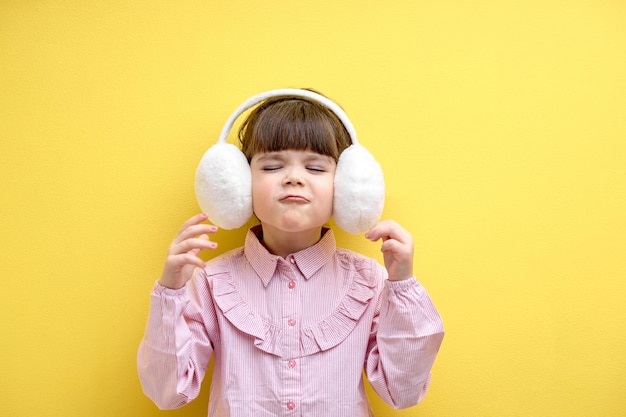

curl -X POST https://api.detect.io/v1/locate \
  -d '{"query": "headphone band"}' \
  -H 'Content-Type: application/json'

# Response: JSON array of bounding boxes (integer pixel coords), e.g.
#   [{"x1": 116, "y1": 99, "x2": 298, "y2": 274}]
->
[{"x1": 217, "y1": 88, "x2": 359, "y2": 146}]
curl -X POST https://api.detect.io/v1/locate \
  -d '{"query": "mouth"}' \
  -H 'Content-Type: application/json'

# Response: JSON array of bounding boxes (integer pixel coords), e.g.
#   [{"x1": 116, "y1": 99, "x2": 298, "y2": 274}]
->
[{"x1": 280, "y1": 195, "x2": 309, "y2": 203}]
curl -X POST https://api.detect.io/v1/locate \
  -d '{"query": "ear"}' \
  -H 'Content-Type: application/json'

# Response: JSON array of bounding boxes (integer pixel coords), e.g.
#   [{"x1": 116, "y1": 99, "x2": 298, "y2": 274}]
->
[
  {"x1": 333, "y1": 144, "x2": 385, "y2": 234},
  {"x1": 195, "y1": 143, "x2": 253, "y2": 229}
]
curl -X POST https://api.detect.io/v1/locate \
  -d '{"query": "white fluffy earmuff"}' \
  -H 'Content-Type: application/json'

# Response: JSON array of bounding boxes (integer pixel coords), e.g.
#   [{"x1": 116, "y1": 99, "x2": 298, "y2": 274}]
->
[{"x1": 194, "y1": 88, "x2": 385, "y2": 234}]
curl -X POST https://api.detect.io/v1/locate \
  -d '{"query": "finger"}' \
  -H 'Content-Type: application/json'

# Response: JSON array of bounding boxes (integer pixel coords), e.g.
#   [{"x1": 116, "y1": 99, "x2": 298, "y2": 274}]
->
[
  {"x1": 178, "y1": 213, "x2": 209, "y2": 233},
  {"x1": 172, "y1": 236, "x2": 217, "y2": 255},
  {"x1": 365, "y1": 220, "x2": 410, "y2": 243},
  {"x1": 178, "y1": 235, "x2": 215, "y2": 258},
  {"x1": 380, "y1": 239, "x2": 411, "y2": 258},
  {"x1": 167, "y1": 252, "x2": 207, "y2": 269},
  {"x1": 175, "y1": 223, "x2": 219, "y2": 244},
  {"x1": 176, "y1": 214, "x2": 219, "y2": 241},
  {"x1": 365, "y1": 220, "x2": 396, "y2": 240},
  {"x1": 187, "y1": 234, "x2": 216, "y2": 257}
]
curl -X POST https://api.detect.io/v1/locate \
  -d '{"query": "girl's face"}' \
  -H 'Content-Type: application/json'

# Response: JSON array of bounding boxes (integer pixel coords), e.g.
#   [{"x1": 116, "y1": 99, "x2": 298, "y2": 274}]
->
[{"x1": 250, "y1": 149, "x2": 336, "y2": 236}]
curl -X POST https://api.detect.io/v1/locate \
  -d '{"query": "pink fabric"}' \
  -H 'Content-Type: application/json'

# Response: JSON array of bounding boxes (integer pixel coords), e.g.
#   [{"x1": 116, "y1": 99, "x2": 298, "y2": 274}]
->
[{"x1": 138, "y1": 226, "x2": 444, "y2": 416}]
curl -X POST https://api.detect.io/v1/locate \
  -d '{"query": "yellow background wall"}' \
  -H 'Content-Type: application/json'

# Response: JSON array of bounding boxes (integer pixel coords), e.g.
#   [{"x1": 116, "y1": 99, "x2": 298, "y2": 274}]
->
[{"x1": 1, "y1": 1, "x2": 625, "y2": 416}]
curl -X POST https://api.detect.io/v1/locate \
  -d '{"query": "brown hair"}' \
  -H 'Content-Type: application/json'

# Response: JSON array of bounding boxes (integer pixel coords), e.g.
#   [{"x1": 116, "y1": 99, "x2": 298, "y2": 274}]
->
[{"x1": 238, "y1": 92, "x2": 351, "y2": 162}]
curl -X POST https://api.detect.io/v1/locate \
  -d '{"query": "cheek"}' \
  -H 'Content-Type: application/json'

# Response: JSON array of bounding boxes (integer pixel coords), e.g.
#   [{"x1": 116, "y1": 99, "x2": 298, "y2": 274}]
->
[
  {"x1": 251, "y1": 176, "x2": 268, "y2": 211},
  {"x1": 325, "y1": 175, "x2": 335, "y2": 193},
  {"x1": 319, "y1": 180, "x2": 335, "y2": 209}
]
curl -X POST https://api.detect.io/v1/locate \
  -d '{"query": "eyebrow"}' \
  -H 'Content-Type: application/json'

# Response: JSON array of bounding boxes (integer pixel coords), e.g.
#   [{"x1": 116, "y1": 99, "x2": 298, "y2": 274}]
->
[
  {"x1": 255, "y1": 152, "x2": 334, "y2": 163},
  {"x1": 254, "y1": 153, "x2": 282, "y2": 162}
]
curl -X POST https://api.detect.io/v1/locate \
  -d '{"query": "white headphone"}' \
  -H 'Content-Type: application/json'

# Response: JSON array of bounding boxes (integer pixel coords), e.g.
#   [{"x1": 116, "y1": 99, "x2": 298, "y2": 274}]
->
[{"x1": 194, "y1": 88, "x2": 385, "y2": 234}]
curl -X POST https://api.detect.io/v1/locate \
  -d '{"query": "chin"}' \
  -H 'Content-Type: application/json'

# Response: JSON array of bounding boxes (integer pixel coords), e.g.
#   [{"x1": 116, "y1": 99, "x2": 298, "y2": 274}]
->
[{"x1": 264, "y1": 219, "x2": 329, "y2": 235}]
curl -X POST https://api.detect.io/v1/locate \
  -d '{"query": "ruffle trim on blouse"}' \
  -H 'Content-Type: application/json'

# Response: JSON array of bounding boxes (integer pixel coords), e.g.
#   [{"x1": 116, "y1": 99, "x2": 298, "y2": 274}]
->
[{"x1": 212, "y1": 255, "x2": 378, "y2": 358}]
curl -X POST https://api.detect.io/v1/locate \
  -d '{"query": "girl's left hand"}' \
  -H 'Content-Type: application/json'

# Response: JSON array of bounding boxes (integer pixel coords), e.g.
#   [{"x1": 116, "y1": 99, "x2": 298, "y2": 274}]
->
[{"x1": 365, "y1": 220, "x2": 414, "y2": 281}]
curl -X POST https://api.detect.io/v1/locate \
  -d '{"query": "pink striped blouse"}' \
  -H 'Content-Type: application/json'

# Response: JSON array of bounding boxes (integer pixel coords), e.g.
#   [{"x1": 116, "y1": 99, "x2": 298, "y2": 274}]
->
[{"x1": 138, "y1": 226, "x2": 444, "y2": 416}]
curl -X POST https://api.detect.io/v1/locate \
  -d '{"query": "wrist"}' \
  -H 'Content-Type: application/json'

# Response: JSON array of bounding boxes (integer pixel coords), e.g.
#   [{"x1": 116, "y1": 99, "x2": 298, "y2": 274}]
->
[
  {"x1": 385, "y1": 277, "x2": 418, "y2": 291},
  {"x1": 387, "y1": 275, "x2": 413, "y2": 282},
  {"x1": 387, "y1": 267, "x2": 414, "y2": 281},
  {"x1": 158, "y1": 278, "x2": 185, "y2": 290}
]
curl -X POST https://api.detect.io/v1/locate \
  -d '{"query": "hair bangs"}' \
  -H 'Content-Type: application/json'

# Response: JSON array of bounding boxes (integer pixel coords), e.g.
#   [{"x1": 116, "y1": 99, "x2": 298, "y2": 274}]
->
[{"x1": 239, "y1": 96, "x2": 350, "y2": 162}]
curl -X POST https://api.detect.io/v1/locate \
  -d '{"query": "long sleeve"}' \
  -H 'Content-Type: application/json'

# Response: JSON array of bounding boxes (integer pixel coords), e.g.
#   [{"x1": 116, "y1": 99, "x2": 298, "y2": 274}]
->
[
  {"x1": 137, "y1": 274, "x2": 217, "y2": 410},
  {"x1": 365, "y1": 277, "x2": 445, "y2": 409},
  {"x1": 138, "y1": 230, "x2": 444, "y2": 416}
]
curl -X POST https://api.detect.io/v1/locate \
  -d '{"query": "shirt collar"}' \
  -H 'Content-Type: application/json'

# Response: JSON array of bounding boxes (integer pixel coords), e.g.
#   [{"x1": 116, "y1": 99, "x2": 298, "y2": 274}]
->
[{"x1": 244, "y1": 225, "x2": 337, "y2": 287}]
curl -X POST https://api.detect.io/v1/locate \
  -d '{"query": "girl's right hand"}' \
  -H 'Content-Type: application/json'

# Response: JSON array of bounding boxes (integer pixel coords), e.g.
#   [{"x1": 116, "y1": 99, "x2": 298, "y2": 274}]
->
[{"x1": 158, "y1": 213, "x2": 219, "y2": 290}]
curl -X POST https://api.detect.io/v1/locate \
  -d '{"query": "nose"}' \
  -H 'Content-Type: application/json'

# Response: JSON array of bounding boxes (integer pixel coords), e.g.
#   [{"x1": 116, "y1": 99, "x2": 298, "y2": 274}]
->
[{"x1": 283, "y1": 166, "x2": 304, "y2": 186}]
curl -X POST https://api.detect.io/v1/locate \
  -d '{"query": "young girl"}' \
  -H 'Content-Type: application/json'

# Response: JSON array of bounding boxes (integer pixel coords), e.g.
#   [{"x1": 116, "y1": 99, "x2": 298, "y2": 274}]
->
[{"x1": 137, "y1": 90, "x2": 444, "y2": 416}]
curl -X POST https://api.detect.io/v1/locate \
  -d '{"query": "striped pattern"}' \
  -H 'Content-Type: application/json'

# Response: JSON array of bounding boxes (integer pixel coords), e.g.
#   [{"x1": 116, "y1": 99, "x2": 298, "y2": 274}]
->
[{"x1": 138, "y1": 226, "x2": 444, "y2": 416}]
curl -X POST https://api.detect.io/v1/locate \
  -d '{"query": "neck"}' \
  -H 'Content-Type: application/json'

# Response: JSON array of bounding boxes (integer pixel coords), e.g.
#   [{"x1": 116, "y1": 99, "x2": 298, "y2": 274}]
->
[{"x1": 260, "y1": 225, "x2": 323, "y2": 258}]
